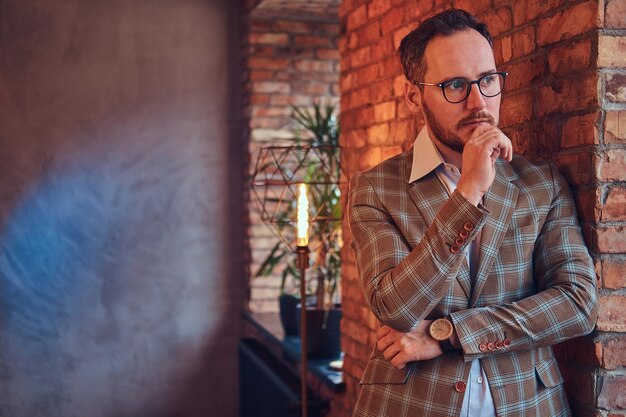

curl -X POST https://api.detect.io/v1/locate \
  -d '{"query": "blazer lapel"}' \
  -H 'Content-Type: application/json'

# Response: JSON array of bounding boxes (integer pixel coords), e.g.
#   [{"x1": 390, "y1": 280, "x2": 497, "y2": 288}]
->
[
  {"x1": 470, "y1": 161, "x2": 519, "y2": 307},
  {"x1": 405, "y1": 153, "x2": 472, "y2": 301}
]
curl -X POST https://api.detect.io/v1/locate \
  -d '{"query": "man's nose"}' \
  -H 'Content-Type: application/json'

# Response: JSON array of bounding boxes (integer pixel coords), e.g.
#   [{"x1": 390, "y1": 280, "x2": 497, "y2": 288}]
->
[{"x1": 465, "y1": 84, "x2": 486, "y2": 110}]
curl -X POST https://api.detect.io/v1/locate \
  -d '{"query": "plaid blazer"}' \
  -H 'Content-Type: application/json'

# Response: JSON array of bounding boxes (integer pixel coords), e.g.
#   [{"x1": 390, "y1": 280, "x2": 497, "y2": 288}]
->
[{"x1": 348, "y1": 149, "x2": 598, "y2": 417}]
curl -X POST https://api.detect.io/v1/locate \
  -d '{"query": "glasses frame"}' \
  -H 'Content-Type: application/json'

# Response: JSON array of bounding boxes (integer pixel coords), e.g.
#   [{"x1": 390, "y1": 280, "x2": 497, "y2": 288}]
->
[{"x1": 415, "y1": 71, "x2": 509, "y2": 104}]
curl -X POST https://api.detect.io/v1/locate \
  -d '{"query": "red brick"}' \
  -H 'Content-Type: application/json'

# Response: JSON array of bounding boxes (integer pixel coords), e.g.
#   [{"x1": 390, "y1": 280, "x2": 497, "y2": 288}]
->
[
  {"x1": 511, "y1": 25, "x2": 536, "y2": 58},
  {"x1": 597, "y1": 295, "x2": 626, "y2": 331},
  {"x1": 597, "y1": 149, "x2": 626, "y2": 182},
  {"x1": 501, "y1": 35, "x2": 512, "y2": 63},
  {"x1": 317, "y1": 49, "x2": 340, "y2": 60},
  {"x1": 251, "y1": 81, "x2": 291, "y2": 94},
  {"x1": 451, "y1": 0, "x2": 491, "y2": 16},
  {"x1": 350, "y1": 46, "x2": 371, "y2": 68},
  {"x1": 555, "y1": 151, "x2": 592, "y2": 186},
  {"x1": 500, "y1": 91, "x2": 533, "y2": 126},
  {"x1": 393, "y1": 24, "x2": 413, "y2": 49},
  {"x1": 537, "y1": 73, "x2": 597, "y2": 116},
  {"x1": 602, "y1": 187, "x2": 626, "y2": 221},
  {"x1": 249, "y1": 33, "x2": 289, "y2": 45},
  {"x1": 355, "y1": 64, "x2": 380, "y2": 85},
  {"x1": 251, "y1": 106, "x2": 291, "y2": 118},
  {"x1": 606, "y1": 0, "x2": 626, "y2": 29},
  {"x1": 605, "y1": 111, "x2": 626, "y2": 144},
  {"x1": 595, "y1": 226, "x2": 626, "y2": 254},
  {"x1": 272, "y1": 20, "x2": 313, "y2": 34},
  {"x1": 483, "y1": 7, "x2": 513, "y2": 37},
  {"x1": 575, "y1": 187, "x2": 599, "y2": 223},
  {"x1": 368, "y1": 0, "x2": 391, "y2": 19},
  {"x1": 358, "y1": 20, "x2": 383, "y2": 46},
  {"x1": 294, "y1": 35, "x2": 334, "y2": 47},
  {"x1": 373, "y1": 100, "x2": 396, "y2": 122},
  {"x1": 603, "y1": 336, "x2": 626, "y2": 369},
  {"x1": 248, "y1": 57, "x2": 290, "y2": 70},
  {"x1": 293, "y1": 59, "x2": 335, "y2": 72},
  {"x1": 561, "y1": 112, "x2": 599, "y2": 149},
  {"x1": 380, "y1": 6, "x2": 406, "y2": 34},
  {"x1": 599, "y1": 35, "x2": 626, "y2": 67},
  {"x1": 537, "y1": 1, "x2": 598, "y2": 46},
  {"x1": 360, "y1": 146, "x2": 383, "y2": 170},
  {"x1": 598, "y1": 376, "x2": 626, "y2": 409},
  {"x1": 602, "y1": 259, "x2": 626, "y2": 290},
  {"x1": 347, "y1": 4, "x2": 368, "y2": 32},
  {"x1": 548, "y1": 38, "x2": 593, "y2": 76},
  {"x1": 367, "y1": 123, "x2": 390, "y2": 145},
  {"x1": 249, "y1": 70, "x2": 274, "y2": 81},
  {"x1": 605, "y1": 72, "x2": 626, "y2": 103},
  {"x1": 513, "y1": 0, "x2": 566, "y2": 25},
  {"x1": 370, "y1": 36, "x2": 393, "y2": 62}
]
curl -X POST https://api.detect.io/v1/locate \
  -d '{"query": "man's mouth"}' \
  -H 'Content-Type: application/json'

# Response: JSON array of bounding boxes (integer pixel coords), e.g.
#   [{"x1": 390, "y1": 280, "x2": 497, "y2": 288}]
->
[{"x1": 461, "y1": 119, "x2": 491, "y2": 126}]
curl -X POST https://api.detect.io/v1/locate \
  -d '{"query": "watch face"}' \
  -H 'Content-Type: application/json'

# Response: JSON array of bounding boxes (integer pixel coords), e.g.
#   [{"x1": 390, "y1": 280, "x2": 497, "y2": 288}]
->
[{"x1": 429, "y1": 318, "x2": 453, "y2": 341}]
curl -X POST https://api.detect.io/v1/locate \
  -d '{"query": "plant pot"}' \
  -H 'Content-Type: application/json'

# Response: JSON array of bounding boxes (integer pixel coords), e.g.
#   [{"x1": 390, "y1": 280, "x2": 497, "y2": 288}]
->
[
  {"x1": 278, "y1": 294, "x2": 300, "y2": 336},
  {"x1": 296, "y1": 304, "x2": 342, "y2": 359},
  {"x1": 279, "y1": 294, "x2": 318, "y2": 337}
]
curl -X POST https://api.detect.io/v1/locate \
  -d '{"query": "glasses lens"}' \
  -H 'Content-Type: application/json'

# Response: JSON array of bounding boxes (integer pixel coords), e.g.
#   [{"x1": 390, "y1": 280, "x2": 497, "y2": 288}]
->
[
  {"x1": 442, "y1": 79, "x2": 469, "y2": 103},
  {"x1": 479, "y1": 73, "x2": 505, "y2": 97}
]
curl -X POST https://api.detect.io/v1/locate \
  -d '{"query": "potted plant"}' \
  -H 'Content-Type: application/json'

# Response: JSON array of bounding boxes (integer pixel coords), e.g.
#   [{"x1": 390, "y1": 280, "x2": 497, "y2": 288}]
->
[{"x1": 253, "y1": 101, "x2": 342, "y2": 358}]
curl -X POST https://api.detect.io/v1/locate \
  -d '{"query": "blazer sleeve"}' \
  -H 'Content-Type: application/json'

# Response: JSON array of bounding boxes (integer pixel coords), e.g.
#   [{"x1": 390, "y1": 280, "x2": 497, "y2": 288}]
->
[
  {"x1": 348, "y1": 171, "x2": 489, "y2": 332},
  {"x1": 450, "y1": 163, "x2": 598, "y2": 361}
]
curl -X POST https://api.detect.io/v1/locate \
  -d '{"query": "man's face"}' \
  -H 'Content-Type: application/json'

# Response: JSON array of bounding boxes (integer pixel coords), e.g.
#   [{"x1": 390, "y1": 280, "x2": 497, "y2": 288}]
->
[{"x1": 418, "y1": 29, "x2": 501, "y2": 152}]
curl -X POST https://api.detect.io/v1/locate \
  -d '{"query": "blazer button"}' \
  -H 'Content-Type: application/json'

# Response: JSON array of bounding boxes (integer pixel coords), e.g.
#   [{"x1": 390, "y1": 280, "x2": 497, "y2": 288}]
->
[
  {"x1": 487, "y1": 342, "x2": 495, "y2": 351},
  {"x1": 463, "y1": 222, "x2": 475, "y2": 231},
  {"x1": 455, "y1": 237, "x2": 465, "y2": 246},
  {"x1": 503, "y1": 339, "x2": 511, "y2": 347},
  {"x1": 495, "y1": 340, "x2": 503, "y2": 349},
  {"x1": 451, "y1": 244, "x2": 460, "y2": 253},
  {"x1": 479, "y1": 343, "x2": 487, "y2": 352},
  {"x1": 455, "y1": 381, "x2": 467, "y2": 393},
  {"x1": 459, "y1": 229, "x2": 469, "y2": 239}
]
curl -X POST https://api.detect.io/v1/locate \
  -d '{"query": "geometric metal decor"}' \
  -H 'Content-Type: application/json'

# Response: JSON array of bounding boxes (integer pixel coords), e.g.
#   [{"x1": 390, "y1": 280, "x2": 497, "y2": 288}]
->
[{"x1": 250, "y1": 145, "x2": 345, "y2": 253}]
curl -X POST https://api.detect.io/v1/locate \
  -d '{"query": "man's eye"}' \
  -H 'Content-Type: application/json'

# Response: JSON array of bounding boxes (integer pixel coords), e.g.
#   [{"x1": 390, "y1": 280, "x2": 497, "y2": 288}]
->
[
  {"x1": 481, "y1": 75, "x2": 496, "y2": 85},
  {"x1": 445, "y1": 80, "x2": 466, "y2": 91}
]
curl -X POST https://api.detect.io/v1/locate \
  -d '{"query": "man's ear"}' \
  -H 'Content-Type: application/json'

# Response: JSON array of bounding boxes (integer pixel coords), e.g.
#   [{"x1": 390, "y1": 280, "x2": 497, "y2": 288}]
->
[{"x1": 404, "y1": 81, "x2": 422, "y2": 113}]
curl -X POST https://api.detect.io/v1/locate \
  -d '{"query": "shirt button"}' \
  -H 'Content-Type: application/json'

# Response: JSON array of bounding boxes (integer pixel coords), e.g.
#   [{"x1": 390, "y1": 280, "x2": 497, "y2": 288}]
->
[
  {"x1": 476, "y1": 376, "x2": 483, "y2": 384},
  {"x1": 455, "y1": 381, "x2": 467, "y2": 393}
]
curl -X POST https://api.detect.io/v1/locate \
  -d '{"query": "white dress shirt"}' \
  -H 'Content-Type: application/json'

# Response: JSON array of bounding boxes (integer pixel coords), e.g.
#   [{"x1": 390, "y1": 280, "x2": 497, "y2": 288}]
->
[{"x1": 410, "y1": 127, "x2": 496, "y2": 417}]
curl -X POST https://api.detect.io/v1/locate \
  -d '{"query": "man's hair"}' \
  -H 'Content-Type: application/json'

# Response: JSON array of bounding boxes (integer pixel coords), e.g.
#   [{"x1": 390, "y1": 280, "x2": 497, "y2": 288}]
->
[{"x1": 398, "y1": 9, "x2": 493, "y2": 84}]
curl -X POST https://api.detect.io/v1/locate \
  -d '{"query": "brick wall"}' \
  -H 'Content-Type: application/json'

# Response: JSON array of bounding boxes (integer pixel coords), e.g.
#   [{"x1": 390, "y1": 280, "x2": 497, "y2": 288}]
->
[
  {"x1": 243, "y1": 8, "x2": 340, "y2": 313},
  {"x1": 337, "y1": 1, "x2": 626, "y2": 416}
]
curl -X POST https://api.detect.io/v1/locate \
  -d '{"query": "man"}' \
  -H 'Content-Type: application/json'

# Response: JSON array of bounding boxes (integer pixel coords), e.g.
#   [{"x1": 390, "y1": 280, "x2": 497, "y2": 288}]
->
[{"x1": 348, "y1": 9, "x2": 597, "y2": 417}]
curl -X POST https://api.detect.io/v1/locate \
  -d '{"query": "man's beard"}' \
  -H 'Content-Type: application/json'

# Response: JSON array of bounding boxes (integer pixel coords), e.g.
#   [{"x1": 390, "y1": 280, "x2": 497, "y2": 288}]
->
[{"x1": 422, "y1": 100, "x2": 496, "y2": 153}]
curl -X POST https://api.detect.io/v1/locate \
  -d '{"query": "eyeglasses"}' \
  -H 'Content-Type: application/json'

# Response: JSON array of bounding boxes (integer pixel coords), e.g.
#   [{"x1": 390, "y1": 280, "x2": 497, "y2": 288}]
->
[{"x1": 415, "y1": 72, "x2": 508, "y2": 104}]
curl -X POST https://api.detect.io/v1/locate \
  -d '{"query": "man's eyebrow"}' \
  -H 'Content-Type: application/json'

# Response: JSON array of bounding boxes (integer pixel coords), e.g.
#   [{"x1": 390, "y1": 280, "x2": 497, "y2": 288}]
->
[{"x1": 438, "y1": 69, "x2": 498, "y2": 83}]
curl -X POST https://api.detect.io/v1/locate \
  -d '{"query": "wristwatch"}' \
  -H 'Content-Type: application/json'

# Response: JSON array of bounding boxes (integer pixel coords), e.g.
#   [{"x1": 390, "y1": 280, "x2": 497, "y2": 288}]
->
[{"x1": 429, "y1": 318, "x2": 455, "y2": 353}]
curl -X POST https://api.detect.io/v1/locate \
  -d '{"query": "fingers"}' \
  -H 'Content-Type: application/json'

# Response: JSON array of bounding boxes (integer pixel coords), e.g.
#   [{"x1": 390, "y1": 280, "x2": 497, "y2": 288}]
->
[{"x1": 469, "y1": 126, "x2": 513, "y2": 162}]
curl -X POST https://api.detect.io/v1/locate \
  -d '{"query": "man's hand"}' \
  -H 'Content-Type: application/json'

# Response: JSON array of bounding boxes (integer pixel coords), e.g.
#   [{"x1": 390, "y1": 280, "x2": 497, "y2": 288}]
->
[
  {"x1": 376, "y1": 320, "x2": 443, "y2": 369},
  {"x1": 457, "y1": 125, "x2": 513, "y2": 206}
]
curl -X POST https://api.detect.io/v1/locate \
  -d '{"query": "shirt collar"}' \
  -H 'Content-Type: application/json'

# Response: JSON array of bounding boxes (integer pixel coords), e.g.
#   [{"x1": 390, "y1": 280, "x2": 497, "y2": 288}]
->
[{"x1": 408, "y1": 126, "x2": 445, "y2": 183}]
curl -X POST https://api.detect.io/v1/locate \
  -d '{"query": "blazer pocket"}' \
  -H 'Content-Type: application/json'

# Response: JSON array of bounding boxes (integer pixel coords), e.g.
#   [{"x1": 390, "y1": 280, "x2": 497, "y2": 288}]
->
[
  {"x1": 360, "y1": 357, "x2": 411, "y2": 385},
  {"x1": 535, "y1": 358, "x2": 564, "y2": 388}
]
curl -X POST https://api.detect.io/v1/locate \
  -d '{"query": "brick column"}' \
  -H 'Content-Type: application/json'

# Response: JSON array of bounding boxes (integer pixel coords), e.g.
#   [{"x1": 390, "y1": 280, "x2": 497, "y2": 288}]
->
[
  {"x1": 337, "y1": 1, "x2": 626, "y2": 415},
  {"x1": 242, "y1": 9, "x2": 340, "y2": 313}
]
